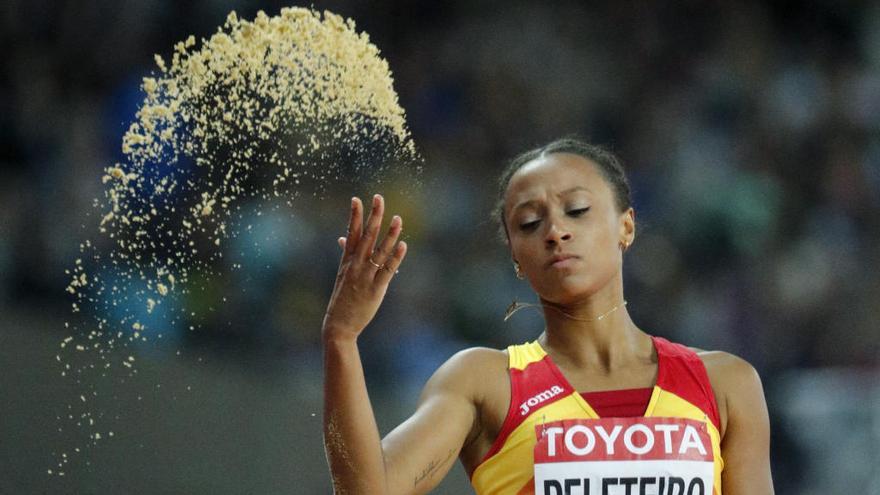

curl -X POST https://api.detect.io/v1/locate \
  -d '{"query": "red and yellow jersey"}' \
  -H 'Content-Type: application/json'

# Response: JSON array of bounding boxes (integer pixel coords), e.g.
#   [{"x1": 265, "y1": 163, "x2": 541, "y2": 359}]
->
[{"x1": 470, "y1": 336, "x2": 723, "y2": 495}]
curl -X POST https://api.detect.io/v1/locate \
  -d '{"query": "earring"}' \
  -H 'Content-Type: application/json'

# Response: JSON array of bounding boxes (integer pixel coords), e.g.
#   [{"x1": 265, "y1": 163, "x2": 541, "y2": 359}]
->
[
  {"x1": 513, "y1": 261, "x2": 525, "y2": 279},
  {"x1": 619, "y1": 240, "x2": 630, "y2": 252}
]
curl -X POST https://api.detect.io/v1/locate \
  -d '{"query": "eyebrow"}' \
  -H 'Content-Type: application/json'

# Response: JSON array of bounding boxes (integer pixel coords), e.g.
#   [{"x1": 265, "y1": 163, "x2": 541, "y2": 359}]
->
[{"x1": 511, "y1": 186, "x2": 593, "y2": 213}]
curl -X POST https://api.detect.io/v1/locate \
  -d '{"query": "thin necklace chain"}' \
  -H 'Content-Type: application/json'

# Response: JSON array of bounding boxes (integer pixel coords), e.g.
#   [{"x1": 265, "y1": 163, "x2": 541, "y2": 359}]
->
[{"x1": 504, "y1": 299, "x2": 628, "y2": 322}]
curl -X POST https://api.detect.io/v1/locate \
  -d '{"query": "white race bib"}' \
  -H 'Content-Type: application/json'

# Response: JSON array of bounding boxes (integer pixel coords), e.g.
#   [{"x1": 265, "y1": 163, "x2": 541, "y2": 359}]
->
[{"x1": 534, "y1": 417, "x2": 714, "y2": 495}]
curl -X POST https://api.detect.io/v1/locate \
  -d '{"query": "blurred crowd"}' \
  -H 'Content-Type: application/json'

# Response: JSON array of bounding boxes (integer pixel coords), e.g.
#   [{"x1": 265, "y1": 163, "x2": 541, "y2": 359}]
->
[{"x1": 3, "y1": 0, "x2": 879, "y2": 492}]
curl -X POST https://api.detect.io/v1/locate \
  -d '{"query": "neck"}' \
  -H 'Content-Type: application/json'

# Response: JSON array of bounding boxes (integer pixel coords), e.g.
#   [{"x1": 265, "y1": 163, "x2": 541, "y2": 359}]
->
[{"x1": 537, "y1": 278, "x2": 650, "y2": 372}]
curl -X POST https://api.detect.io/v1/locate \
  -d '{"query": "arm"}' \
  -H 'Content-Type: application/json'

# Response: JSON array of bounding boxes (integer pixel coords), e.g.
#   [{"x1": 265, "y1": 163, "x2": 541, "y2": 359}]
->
[
  {"x1": 324, "y1": 341, "x2": 483, "y2": 495},
  {"x1": 381, "y1": 348, "x2": 494, "y2": 493},
  {"x1": 711, "y1": 354, "x2": 775, "y2": 494},
  {"x1": 322, "y1": 194, "x2": 479, "y2": 494},
  {"x1": 323, "y1": 336, "x2": 385, "y2": 493}
]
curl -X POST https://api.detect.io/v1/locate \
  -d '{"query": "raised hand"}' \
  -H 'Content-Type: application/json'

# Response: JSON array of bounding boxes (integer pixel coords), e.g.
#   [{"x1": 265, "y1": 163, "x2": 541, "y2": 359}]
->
[{"x1": 322, "y1": 194, "x2": 407, "y2": 342}]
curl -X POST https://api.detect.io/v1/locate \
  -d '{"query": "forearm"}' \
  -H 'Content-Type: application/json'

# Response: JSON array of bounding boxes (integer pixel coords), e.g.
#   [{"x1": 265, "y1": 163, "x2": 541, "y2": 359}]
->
[{"x1": 323, "y1": 335, "x2": 387, "y2": 494}]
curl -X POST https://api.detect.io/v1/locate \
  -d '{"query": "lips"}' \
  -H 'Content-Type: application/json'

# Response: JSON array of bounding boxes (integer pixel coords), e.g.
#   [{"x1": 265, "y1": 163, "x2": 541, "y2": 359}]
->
[{"x1": 547, "y1": 253, "x2": 580, "y2": 268}]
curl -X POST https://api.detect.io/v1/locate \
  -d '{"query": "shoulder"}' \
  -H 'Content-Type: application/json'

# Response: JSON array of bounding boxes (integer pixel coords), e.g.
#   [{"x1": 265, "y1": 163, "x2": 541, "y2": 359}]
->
[
  {"x1": 420, "y1": 346, "x2": 508, "y2": 400},
  {"x1": 448, "y1": 346, "x2": 509, "y2": 367},
  {"x1": 418, "y1": 346, "x2": 511, "y2": 451},
  {"x1": 690, "y1": 351, "x2": 773, "y2": 489},
  {"x1": 694, "y1": 348, "x2": 763, "y2": 394},
  {"x1": 690, "y1": 348, "x2": 766, "y2": 439},
  {"x1": 436, "y1": 346, "x2": 508, "y2": 377}
]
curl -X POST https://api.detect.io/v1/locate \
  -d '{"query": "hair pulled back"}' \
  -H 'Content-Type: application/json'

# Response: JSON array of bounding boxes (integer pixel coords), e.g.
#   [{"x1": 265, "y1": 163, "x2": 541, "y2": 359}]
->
[{"x1": 493, "y1": 137, "x2": 632, "y2": 242}]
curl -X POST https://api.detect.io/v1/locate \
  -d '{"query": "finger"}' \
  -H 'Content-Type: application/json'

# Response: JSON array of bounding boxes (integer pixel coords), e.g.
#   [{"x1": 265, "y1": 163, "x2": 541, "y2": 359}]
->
[
  {"x1": 335, "y1": 236, "x2": 349, "y2": 274},
  {"x1": 336, "y1": 237, "x2": 349, "y2": 276},
  {"x1": 374, "y1": 240, "x2": 407, "y2": 286},
  {"x1": 345, "y1": 197, "x2": 363, "y2": 256},
  {"x1": 371, "y1": 215, "x2": 402, "y2": 265},
  {"x1": 356, "y1": 194, "x2": 384, "y2": 261}
]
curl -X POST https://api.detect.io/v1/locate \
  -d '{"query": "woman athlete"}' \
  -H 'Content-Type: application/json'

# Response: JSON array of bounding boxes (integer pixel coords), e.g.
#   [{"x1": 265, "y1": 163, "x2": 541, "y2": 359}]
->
[{"x1": 322, "y1": 138, "x2": 773, "y2": 494}]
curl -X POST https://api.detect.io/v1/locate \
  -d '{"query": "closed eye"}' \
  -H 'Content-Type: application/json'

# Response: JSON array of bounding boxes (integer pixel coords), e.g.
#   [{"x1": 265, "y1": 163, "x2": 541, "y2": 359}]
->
[
  {"x1": 519, "y1": 207, "x2": 590, "y2": 231},
  {"x1": 519, "y1": 219, "x2": 540, "y2": 231}
]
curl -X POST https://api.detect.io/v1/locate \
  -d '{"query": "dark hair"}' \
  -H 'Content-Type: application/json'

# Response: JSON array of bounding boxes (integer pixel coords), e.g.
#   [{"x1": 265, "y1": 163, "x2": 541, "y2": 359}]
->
[{"x1": 493, "y1": 137, "x2": 632, "y2": 242}]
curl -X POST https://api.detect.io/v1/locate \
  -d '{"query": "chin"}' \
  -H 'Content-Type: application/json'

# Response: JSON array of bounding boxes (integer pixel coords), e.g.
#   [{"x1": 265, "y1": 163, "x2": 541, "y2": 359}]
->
[
  {"x1": 537, "y1": 266, "x2": 621, "y2": 305},
  {"x1": 537, "y1": 276, "x2": 595, "y2": 306}
]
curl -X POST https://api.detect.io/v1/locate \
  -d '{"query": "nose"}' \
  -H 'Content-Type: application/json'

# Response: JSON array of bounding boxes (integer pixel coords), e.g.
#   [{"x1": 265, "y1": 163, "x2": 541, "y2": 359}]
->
[{"x1": 544, "y1": 221, "x2": 572, "y2": 247}]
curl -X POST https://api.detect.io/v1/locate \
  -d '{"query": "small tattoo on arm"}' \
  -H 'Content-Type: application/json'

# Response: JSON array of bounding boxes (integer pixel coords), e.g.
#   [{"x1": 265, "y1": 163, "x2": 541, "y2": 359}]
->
[{"x1": 413, "y1": 449, "x2": 456, "y2": 487}]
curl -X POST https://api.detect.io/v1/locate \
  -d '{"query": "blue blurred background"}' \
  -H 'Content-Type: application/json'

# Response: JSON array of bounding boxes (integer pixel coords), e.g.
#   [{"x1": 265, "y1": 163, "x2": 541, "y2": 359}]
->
[{"x1": 2, "y1": 1, "x2": 879, "y2": 493}]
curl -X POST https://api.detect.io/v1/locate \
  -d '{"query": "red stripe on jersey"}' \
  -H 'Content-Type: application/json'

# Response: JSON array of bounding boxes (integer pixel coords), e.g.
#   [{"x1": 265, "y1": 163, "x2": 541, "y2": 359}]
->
[
  {"x1": 581, "y1": 387, "x2": 653, "y2": 417},
  {"x1": 476, "y1": 354, "x2": 572, "y2": 469},
  {"x1": 652, "y1": 336, "x2": 721, "y2": 431}
]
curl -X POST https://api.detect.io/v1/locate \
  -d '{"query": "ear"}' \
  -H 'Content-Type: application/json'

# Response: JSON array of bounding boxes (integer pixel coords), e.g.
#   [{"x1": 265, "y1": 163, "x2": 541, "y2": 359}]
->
[{"x1": 619, "y1": 207, "x2": 635, "y2": 246}]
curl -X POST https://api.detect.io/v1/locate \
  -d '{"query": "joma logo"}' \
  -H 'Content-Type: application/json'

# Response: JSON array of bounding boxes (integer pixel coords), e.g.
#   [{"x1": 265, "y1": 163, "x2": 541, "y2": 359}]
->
[{"x1": 520, "y1": 385, "x2": 564, "y2": 415}]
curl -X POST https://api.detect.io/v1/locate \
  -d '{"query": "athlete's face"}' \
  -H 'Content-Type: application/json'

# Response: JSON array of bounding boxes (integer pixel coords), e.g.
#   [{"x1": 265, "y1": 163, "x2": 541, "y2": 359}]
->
[{"x1": 503, "y1": 153, "x2": 634, "y2": 304}]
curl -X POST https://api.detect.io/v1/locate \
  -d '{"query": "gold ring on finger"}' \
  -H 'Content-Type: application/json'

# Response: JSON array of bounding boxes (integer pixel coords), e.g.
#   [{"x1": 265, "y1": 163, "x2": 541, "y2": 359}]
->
[{"x1": 368, "y1": 258, "x2": 383, "y2": 269}]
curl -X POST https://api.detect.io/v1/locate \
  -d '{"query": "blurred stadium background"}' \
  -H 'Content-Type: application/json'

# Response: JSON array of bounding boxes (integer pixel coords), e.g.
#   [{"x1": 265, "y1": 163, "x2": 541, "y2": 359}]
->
[{"x1": 2, "y1": 0, "x2": 879, "y2": 493}]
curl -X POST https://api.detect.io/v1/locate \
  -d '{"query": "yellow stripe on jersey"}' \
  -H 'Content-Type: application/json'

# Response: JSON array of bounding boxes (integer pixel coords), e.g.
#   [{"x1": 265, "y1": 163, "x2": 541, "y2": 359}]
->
[
  {"x1": 650, "y1": 387, "x2": 724, "y2": 491},
  {"x1": 472, "y1": 394, "x2": 589, "y2": 494},
  {"x1": 509, "y1": 341, "x2": 546, "y2": 370}
]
